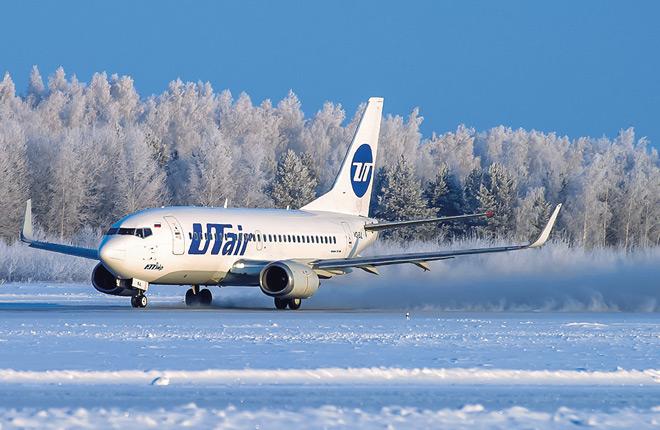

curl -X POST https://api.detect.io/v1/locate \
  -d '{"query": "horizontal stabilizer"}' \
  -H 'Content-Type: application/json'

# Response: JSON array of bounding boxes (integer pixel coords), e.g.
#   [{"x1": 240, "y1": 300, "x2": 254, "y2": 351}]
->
[{"x1": 365, "y1": 212, "x2": 493, "y2": 231}]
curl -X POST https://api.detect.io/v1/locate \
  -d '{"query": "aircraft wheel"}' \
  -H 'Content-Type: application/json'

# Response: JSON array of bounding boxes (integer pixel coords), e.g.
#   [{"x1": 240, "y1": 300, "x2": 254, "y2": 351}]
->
[
  {"x1": 274, "y1": 297, "x2": 287, "y2": 310},
  {"x1": 132, "y1": 294, "x2": 148, "y2": 308},
  {"x1": 288, "y1": 298, "x2": 302, "y2": 310},
  {"x1": 199, "y1": 288, "x2": 213, "y2": 306},
  {"x1": 185, "y1": 288, "x2": 197, "y2": 306}
]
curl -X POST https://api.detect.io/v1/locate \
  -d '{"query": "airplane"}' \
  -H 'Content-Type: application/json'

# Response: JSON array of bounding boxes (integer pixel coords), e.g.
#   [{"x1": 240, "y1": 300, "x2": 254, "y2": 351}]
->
[{"x1": 20, "y1": 97, "x2": 562, "y2": 309}]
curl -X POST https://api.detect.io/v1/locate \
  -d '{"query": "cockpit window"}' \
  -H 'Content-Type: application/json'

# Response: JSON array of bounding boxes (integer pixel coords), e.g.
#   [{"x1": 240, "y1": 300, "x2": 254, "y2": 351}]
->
[
  {"x1": 136, "y1": 228, "x2": 153, "y2": 238},
  {"x1": 105, "y1": 227, "x2": 153, "y2": 238}
]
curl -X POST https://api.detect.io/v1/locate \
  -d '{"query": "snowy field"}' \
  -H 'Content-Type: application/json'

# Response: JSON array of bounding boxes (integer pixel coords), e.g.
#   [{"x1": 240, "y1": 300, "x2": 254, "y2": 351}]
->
[{"x1": 0, "y1": 283, "x2": 658, "y2": 429}]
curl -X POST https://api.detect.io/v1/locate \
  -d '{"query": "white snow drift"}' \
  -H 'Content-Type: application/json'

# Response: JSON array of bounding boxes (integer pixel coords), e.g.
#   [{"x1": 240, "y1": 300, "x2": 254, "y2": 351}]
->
[{"x1": 1, "y1": 367, "x2": 658, "y2": 386}]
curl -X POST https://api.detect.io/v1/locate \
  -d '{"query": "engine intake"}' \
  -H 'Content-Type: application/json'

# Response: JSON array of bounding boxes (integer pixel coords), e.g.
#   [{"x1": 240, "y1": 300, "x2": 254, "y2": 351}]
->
[
  {"x1": 92, "y1": 263, "x2": 139, "y2": 297},
  {"x1": 259, "y1": 261, "x2": 319, "y2": 299}
]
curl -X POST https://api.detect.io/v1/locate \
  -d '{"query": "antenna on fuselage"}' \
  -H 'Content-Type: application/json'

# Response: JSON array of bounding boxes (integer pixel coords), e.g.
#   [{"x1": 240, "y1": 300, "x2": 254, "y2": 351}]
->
[{"x1": 223, "y1": 198, "x2": 228, "y2": 209}]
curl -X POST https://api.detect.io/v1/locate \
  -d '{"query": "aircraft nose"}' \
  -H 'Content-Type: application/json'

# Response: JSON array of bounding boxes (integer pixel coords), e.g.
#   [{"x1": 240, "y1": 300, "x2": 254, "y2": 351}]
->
[{"x1": 99, "y1": 240, "x2": 126, "y2": 263}]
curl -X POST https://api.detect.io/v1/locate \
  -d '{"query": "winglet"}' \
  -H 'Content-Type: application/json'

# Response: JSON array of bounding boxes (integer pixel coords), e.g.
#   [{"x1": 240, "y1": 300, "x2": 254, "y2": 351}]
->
[
  {"x1": 21, "y1": 199, "x2": 34, "y2": 243},
  {"x1": 528, "y1": 204, "x2": 562, "y2": 248}
]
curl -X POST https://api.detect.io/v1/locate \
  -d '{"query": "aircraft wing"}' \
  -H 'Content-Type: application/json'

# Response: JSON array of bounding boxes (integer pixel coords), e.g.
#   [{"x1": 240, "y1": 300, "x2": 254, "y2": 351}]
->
[
  {"x1": 313, "y1": 204, "x2": 562, "y2": 272},
  {"x1": 364, "y1": 211, "x2": 493, "y2": 231},
  {"x1": 20, "y1": 200, "x2": 99, "y2": 260}
]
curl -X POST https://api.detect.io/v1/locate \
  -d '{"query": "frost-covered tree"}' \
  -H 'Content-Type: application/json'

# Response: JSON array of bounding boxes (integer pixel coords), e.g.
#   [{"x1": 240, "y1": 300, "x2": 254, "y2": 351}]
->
[
  {"x1": 515, "y1": 187, "x2": 551, "y2": 241},
  {"x1": 425, "y1": 163, "x2": 464, "y2": 216},
  {"x1": 188, "y1": 126, "x2": 235, "y2": 207},
  {"x1": 418, "y1": 125, "x2": 481, "y2": 183},
  {"x1": 114, "y1": 126, "x2": 168, "y2": 215},
  {"x1": 375, "y1": 155, "x2": 433, "y2": 241},
  {"x1": 27, "y1": 65, "x2": 45, "y2": 107},
  {"x1": 0, "y1": 72, "x2": 23, "y2": 115},
  {"x1": 463, "y1": 167, "x2": 484, "y2": 214},
  {"x1": 477, "y1": 163, "x2": 517, "y2": 238},
  {"x1": 269, "y1": 149, "x2": 317, "y2": 209},
  {"x1": 300, "y1": 102, "x2": 349, "y2": 190},
  {"x1": 0, "y1": 119, "x2": 29, "y2": 242},
  {"x1": 276, "y1": 90, "x2": 305, "y2": 152},
  {"x1": 425, "y1": 163, "x2": 465, "y2": 238},
  {"x1": 378, "y1": 108, "x2": 423, "y2": 172},
  {"x1": 45, "y1": 127, "x2": 111, "y2": 239},
  {"x1": 0, "y1": 67, "x2": 657, "y2": 249}
]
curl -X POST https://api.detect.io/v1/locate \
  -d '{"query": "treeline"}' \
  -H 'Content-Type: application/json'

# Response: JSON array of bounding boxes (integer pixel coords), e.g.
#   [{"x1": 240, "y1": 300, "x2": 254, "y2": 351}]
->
[{"x1": 0, "y1": 67, "x2": 658, "y2": 249}]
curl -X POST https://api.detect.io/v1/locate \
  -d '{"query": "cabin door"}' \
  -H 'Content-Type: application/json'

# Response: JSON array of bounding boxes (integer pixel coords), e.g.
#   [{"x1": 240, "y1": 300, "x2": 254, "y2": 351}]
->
[{"x1": 163, "y1": 216, "x2": 185, "y2": 255}]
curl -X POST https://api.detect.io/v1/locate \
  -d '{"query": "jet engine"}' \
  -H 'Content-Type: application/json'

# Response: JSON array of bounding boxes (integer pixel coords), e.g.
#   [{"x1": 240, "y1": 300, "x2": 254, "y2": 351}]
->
[
  {"x1": 259, "y1": 261, "x2": 319, "y2": 299},
  {"x1": 91, "y1": 263, "x2": 139, "y2": 297}
]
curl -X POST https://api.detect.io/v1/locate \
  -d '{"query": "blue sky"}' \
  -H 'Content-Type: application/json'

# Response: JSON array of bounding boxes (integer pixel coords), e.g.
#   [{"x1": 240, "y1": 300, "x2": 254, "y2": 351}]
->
[{"x1": 1, "y1": 0, "x2": 659, "y2": 146}]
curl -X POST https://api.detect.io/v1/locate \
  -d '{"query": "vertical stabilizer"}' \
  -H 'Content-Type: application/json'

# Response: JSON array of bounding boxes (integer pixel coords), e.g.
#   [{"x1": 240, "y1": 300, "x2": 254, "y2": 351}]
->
[{"x1": 301, "y1": 97, "x2": 383, "y2": 217}]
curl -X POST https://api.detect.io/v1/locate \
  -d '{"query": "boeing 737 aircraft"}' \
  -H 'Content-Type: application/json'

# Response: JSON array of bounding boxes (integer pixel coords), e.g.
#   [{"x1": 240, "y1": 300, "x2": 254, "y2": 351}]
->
[{"x1": 20, "y1": 97, "x2": 561, "y2": 309}]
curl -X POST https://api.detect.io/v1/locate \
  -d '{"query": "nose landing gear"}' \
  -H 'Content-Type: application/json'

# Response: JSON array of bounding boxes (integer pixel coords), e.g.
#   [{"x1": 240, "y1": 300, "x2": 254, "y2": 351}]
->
[
  {"x1": 185, "y1": 285, "x2": 213, "y2": 307},
  {"x1": 131, "y1": 294, "x2": 148, "y2": 308}
]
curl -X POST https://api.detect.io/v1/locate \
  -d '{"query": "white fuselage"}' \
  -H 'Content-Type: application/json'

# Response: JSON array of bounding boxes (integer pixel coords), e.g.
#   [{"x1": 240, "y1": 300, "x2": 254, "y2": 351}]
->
[{"x1": 98, "y1": 207, "x2": 378, "y2": 286}]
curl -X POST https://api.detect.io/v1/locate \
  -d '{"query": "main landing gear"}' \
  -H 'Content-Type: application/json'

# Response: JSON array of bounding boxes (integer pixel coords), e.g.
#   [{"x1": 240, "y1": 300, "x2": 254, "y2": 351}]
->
[
  {"x1": 274, "y1": 297, "x2": 302, "y2": 310},
  {"x1": 185, "y1": 285, "x2": 213, "y2": 307},
  {"x1": 131, "y1": 294, "x2": 148, "y2": 308}
]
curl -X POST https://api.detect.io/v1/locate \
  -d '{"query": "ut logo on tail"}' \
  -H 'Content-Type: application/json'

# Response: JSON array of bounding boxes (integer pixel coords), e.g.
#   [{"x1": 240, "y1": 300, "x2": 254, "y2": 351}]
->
[{"x1": 350, "y1": 144, "x2": 374, "y2": 197}]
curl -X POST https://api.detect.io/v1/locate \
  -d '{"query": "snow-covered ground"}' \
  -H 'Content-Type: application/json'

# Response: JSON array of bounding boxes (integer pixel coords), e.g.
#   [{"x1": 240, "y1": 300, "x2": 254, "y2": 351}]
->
[{"x1": 0, "y1": 283, "x2": 659, "y2": 429}]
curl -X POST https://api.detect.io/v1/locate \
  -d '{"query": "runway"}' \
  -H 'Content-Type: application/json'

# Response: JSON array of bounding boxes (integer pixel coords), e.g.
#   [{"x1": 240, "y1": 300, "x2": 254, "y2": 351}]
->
[{"x1": 0, "y1": 283, "x2": 658, "y2": 428}]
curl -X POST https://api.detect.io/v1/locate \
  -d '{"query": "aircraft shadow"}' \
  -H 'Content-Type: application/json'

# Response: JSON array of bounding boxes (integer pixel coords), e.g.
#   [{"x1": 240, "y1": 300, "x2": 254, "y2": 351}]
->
[{"x1": 0, "y1": 301, "x2": 363, "y2": 313}]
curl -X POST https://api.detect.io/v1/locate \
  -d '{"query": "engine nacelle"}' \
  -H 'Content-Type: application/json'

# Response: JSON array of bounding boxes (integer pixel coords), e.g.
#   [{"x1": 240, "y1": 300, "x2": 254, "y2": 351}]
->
[
  {"x1": 259, "y1": 261, "x2": 319, "y2": 299},
  {"x1": 92, "y1": 263, "x2": 139, "y2": 297}
]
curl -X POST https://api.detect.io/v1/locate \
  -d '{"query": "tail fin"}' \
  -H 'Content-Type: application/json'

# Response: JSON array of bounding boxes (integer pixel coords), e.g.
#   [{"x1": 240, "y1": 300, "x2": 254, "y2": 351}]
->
[{"x1": 301, "y1": 97, "x2": 383, "y2": 217}]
